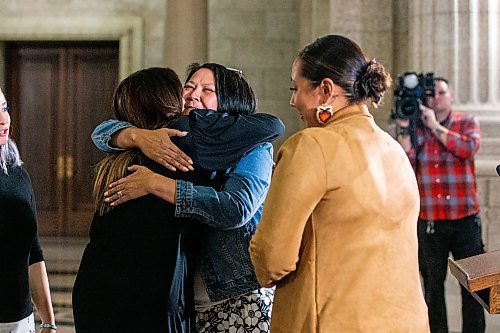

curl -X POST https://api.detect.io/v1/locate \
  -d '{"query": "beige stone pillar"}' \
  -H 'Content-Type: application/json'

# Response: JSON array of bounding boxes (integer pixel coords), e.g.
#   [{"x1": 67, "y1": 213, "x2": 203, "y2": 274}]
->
[
  {"x1": 298, "y1": 0, "x2": 394, "y2": 127},
  {"x1": 404, "y1": 0, "x2": 500, "y2": 249},
  {"x1": 407, "y1": 0, "x2": 499, "y2": 108},
  {"x1": 298, "y1": 0, "x2": 332, "y2": 48},
  {"x1": 164, "y1": 0, "x2": 208, "y2": 79}
]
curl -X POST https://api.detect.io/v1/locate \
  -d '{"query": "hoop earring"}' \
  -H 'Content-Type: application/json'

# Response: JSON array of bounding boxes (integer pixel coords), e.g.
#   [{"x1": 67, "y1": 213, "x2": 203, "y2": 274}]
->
[{"x1": 316, "y1": 105, "x2": 333, "y2": 124}]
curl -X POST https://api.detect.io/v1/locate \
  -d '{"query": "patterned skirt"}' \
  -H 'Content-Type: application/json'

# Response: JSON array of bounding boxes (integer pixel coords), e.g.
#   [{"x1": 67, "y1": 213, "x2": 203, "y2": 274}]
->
[{"x1": 196, "y1": 288, "x2": 274, "y2": 333}]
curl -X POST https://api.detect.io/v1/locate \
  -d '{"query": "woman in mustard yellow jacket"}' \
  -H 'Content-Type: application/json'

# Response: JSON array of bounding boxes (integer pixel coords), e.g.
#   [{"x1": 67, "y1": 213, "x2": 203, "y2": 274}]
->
[{"x1": 250, "y1": 35, "x2": 429, "y2": 333}]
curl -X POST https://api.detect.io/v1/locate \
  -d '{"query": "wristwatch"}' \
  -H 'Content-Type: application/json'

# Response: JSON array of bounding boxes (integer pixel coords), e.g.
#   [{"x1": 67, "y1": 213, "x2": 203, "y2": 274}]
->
[{"x1": 40, "y1": 323, "x2": 57, "y2": 330}]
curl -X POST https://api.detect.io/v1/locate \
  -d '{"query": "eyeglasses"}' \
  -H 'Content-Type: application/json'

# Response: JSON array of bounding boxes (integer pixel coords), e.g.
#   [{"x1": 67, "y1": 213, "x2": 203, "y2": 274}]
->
[{"x1": 226, "y1": 67, "x2": 243, "y2": 77}]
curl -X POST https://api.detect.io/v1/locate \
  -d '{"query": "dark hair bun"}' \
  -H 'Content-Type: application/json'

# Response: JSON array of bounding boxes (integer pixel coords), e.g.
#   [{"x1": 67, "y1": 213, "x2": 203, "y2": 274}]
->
[{"x1": 354, "y1": 59, "x2": 392, "y2": 108}]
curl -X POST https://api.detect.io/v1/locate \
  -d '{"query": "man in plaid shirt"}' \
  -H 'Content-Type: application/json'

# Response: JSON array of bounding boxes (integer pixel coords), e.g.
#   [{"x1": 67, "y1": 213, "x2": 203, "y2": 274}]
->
[{"x1": 396, "y1": 77, "x2": 485, "y2": 333}]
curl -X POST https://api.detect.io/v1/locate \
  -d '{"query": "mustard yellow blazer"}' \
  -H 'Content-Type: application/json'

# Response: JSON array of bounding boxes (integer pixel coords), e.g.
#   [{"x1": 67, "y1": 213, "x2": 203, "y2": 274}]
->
[{"x1": 250, "y1": 104, "x2": 429, "y2": 333}]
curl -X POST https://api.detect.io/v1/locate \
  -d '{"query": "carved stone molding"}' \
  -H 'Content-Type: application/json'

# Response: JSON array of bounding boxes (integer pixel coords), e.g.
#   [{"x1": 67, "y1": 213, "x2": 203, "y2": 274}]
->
[{"x1": 0, "y1": 16, "x2": 143, "y2": 80}]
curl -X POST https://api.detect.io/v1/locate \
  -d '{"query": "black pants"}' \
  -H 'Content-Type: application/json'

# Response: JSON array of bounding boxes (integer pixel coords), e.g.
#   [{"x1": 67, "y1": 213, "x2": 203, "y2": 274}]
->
[{"x1": 418, "y1": 214, "x2": 485, "y2": 333}]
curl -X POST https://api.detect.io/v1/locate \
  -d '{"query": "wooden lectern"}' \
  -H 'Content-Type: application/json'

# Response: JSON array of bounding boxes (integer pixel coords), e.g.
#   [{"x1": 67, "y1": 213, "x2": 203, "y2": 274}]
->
[{"x1": 449, "y1": 249, "x2": 500, "y2": 314}]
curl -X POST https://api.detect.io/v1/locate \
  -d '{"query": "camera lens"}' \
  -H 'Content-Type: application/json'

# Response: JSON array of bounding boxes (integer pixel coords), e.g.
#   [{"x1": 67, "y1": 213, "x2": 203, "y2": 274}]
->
[{"x1": 398, "y1": 98, "x2": 420, "y2": 118}]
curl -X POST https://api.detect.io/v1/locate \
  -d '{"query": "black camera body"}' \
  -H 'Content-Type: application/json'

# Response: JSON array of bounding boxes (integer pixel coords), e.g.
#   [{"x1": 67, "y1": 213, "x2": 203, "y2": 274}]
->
[{"x1": 393, "y1": 72, "x2": 435, "y2": 119}]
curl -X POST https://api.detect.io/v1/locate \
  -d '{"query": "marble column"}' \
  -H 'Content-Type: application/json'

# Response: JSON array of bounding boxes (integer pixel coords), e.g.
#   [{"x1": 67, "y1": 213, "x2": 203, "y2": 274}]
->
[
  {"x1": 164, "y1": 0, "x2": 208, "y2": 78},
  {"x1": 403, "y1": 0, "x2": 500, "y2": 249},
  {"x1": 406, "y1": 0, "x2": 500, "y2": 105},
  {"x1": 298, "y1": 0, "x2": 394, "y2": 127}
]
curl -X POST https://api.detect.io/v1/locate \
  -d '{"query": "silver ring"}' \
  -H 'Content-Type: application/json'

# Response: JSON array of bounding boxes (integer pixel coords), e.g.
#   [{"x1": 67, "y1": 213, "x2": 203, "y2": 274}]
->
[{"x1": 118, "y1": 190, "x2": 123, "y2": 197}]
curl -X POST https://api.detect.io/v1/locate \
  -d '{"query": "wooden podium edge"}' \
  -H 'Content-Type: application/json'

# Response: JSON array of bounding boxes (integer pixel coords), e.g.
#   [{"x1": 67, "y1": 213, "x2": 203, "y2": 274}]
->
[
  {"x1": 449, "y1": 257, "x2": 500, "y2": 292},
  {"x1": 449, "y1": 257, "x2": 500, "y2": 314},
  {"x1": 448, "y1": 258, "x2": 471, "y2": 290}
]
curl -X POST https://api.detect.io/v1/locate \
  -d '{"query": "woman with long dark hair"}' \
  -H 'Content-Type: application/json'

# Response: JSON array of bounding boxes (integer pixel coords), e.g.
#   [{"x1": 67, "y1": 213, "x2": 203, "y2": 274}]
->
[
  {"x1": 73, "y1": 66, "x2": 283, "y2": 332},
  {"x1": 91, "y1": 63, "x2": 283, "y2": 332}
]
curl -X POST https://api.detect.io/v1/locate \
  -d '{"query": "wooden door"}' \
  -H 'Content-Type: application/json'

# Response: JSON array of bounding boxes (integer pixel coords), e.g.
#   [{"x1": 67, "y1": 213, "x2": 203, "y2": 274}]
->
[{"x1": 5, "y1": 42, "x2": 119, "y2": 236}]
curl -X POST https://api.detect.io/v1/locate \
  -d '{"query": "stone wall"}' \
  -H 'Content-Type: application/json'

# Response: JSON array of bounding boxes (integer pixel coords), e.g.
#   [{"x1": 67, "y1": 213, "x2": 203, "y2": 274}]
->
[
  {"x1": 478, "y1": 175, "x2": 500, "y2": 251},
  {"x1": 325, "y1": 0, "x2": 394, "y2": 128},
  {"x1": 0, "y1": 0, "x2": 167, "y2": 69},
  {"x1": 206, "y1": 0, "x2": 395, "y2": 144},
  {"x1": 207, "y1": 0, "x2": 301, "y2": 148}
]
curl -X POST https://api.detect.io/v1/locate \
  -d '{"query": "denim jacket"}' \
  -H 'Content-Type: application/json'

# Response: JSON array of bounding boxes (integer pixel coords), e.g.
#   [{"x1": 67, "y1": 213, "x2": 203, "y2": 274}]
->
[
  {"x1": 176, "y1": 143, "x2": 273, "y2": 300},
  {"x1": 92, "y1": 112, "x2": 282, "y2": 300}
]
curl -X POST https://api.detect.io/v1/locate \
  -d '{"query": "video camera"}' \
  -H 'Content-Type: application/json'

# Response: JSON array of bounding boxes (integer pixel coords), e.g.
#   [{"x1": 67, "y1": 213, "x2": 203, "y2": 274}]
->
[{"x1": 393, "y1": 72, "x2": 435, "y2": 119}]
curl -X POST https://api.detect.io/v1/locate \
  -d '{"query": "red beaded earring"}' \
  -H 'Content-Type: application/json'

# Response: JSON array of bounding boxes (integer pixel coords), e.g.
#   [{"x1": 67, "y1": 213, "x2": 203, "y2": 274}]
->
[{"x1": 315, "y1": 105, "x2": 333, "y2": 124}]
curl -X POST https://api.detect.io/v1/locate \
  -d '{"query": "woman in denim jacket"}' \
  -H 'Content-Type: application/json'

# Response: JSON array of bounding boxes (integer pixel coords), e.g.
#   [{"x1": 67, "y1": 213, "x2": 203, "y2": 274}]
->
[{"x1": 92, "y1": 63, "x2": 284, "y2": 332}]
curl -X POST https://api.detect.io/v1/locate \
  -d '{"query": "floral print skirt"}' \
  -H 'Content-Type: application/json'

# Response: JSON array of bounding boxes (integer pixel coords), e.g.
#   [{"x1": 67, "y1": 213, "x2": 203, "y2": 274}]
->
[{"x1": 196, "y1": 288, "x2": 274, "y2": 333}]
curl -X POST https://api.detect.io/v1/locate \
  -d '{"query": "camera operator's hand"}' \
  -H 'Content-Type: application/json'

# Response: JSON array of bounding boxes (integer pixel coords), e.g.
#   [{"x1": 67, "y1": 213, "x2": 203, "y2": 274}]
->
[
  {"x1": 419, "y1": 105, "x2": 439, "y2": 130},
  {"x1": 419, "y1": 104, "x2": 449, "y2": 143},
  {"x1": 395, "y1": 118, "x2": 410, "y2": 128}
]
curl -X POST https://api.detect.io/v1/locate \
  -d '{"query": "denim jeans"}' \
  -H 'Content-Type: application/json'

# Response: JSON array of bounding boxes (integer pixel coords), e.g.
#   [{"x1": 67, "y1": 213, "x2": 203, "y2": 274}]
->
[{"x1": 418, "y1": 214, "x2": 485, "y2": 333}]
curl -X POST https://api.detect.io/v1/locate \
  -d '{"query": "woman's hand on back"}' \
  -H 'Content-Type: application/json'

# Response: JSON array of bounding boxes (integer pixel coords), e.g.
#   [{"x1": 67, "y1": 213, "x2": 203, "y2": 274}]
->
[
  {"x1": 104, "y1": 165, "x2": 155, "y2": 206},
  {"x1": 135, "y1": 128, "x2": 194, "y2": 172},
  {"x1": 104, "y1": 165, "x2": 177, "y2": 206}
]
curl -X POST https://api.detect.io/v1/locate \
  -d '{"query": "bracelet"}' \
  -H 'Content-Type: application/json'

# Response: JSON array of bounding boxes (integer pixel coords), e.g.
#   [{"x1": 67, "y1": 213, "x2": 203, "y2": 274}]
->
[
  {"x1": 40, "y1": 323, "x2": 57, "y2": 330},
  {"x1": 397, "y1": 126, "x2": 411, "y2": 136}
]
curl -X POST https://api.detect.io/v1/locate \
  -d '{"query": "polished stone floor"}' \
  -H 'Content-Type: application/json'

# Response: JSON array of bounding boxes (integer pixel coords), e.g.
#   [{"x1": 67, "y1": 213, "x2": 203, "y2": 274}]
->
[
  {"x1": 38, "y1": 237, "x2": 85, "y2": 333},
  {"x1": 38, "y1": 237, "x2": 500, "y2": 333}
]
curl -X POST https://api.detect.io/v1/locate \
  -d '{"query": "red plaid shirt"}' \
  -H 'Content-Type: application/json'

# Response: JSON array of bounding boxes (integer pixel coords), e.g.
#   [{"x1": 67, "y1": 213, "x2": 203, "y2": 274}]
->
[{"x1": 406, "y1": 110, "x2": 481, "y2": 221}]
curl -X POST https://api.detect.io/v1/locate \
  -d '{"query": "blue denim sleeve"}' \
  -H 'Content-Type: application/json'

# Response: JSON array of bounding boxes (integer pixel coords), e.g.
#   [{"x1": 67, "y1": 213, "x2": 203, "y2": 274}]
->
[
  {"x1": 91, "y1": 119, "x2": 134, "y2": 153},
  {"x1": 175, "y1": 143, "x2": 273, "y2": 230}
]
